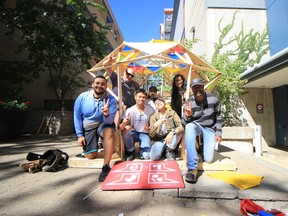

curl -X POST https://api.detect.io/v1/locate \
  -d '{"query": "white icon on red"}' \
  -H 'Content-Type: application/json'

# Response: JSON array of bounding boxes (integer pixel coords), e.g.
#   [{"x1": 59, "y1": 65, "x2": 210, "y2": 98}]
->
[
  {"x1": 149, "y1": 163, "x2": 176, "y2": 172},
  {"x1": 106, "y1": 173, "x2": 140, "y2": 185},
  {"x1": 148, "y1": 173, "x2": 179, "y2": 184},
  {"x1": 113, "y1": 163, "x2": 143, "y2": 172}
]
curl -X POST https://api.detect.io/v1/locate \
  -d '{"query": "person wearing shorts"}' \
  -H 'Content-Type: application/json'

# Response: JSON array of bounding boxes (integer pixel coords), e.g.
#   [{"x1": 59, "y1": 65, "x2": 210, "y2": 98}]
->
[{"x1": 74, "y1": 75, "x2": 117, "y2": 182}]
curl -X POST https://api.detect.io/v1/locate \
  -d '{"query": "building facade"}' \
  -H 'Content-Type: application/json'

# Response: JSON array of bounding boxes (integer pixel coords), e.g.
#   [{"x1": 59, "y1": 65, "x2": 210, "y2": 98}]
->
[
  {"x1": 241, "y1": 0, "x2": 288, "y2": 146},
  {"x1": 171, "y1": 0, "x2": 268, "y2": 61},
  {"x1": 170, "y1": 0, "x2": 288, "y2": 147},
  {"x1": 160, "y1": 8, "x2": 173, "y2": 40}
]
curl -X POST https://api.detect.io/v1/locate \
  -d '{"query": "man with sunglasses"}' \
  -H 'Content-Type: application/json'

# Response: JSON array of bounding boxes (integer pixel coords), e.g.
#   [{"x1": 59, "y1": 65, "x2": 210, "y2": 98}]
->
[{"x1": 103, "y1": 55, "x2": 140, "y2": 108}]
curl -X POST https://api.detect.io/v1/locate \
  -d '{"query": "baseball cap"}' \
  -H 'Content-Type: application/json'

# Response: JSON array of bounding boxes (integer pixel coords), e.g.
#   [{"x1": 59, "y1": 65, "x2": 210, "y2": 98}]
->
[{"x1": 191, "y1": 78, "x2": 205, "y2": 87}]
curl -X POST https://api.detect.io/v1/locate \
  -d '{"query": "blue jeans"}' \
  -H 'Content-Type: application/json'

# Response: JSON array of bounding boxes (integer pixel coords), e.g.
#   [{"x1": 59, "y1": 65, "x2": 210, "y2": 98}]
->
[
  {"x1": 122, "y1": 130, "x2": 151, "y2": 159},
  {"x1": 150, "y1": 133, "x2": 182, "y2": 160},
  {"x1": 185, "y1": 122, "x2": 215, "y2": 170}
]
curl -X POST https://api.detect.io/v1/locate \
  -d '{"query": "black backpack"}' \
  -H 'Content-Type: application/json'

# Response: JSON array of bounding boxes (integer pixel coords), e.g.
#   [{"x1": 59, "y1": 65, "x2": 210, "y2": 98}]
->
[{"x1": 26, "y1": 149, "x2": 69, "y2": 172}]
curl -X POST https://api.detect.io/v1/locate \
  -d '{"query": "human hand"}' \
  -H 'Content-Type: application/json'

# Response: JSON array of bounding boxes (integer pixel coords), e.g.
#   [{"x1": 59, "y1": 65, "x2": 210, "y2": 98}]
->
[
  {"x1": 103, "y1": 54, "x2": 116, "y2": 66},
  {"x1": 214, "y1": 136, "x2": 221, "y2": 151},
  {"x1": 215, "y1": 135, "x2": 222, "y2": 143},
  {"x1": 154, "y1": 118, "x2": 166, "y2": 127},
  {"x1": 164, "y1": 131, "x2": 173, "y2": 145},
  {"x1": 101, "y1": 99, "x2": 110, "y2": 117},
  {"x1": 78, "y1": 136, "x2": 86, "y2": 147},
  {"x1": 122, "y1": 113, "x2": 131, "y2": 126},
  {"x1": 184, "y1": 101, "x2": 193, "y2": 117},
  {"x1": 144, "y1": 123, "x2": 149, "y2": 132}
]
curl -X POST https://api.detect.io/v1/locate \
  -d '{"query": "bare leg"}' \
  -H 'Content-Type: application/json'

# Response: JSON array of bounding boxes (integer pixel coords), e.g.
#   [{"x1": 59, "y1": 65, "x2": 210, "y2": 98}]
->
[
  {"x1": 85, "y1": 152, "x2": 98, "y2": 159},
  {"x1": 102, "y1": 128, "x2": 115, "y2": 165}
]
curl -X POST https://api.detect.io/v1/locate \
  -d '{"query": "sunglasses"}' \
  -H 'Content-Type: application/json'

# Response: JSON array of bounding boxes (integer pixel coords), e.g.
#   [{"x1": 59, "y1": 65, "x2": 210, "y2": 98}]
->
[{"x1": 126, "y1": 71, "x2": 134, "y2": 78}]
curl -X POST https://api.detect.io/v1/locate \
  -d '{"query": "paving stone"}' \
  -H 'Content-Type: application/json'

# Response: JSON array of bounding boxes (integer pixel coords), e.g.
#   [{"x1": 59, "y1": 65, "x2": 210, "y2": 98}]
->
[{"x1": 1, "y1": 135, "x2": 288, "y2": 215}]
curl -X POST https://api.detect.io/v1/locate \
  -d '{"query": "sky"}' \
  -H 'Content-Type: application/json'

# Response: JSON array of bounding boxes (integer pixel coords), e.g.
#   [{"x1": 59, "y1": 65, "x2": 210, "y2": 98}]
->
[{"x1": 108, "y1": 0, "x2": 174, "y2": 42}]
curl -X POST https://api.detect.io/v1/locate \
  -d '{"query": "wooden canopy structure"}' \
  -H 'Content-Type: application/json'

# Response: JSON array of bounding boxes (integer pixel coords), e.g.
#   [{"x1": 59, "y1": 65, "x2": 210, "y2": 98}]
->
[
  {"x1": 88, "y1": 40, "x2": 222, "y2": 100},
  {"x1": 87, "y1": 40, "x2": 222, "y2": 159}
]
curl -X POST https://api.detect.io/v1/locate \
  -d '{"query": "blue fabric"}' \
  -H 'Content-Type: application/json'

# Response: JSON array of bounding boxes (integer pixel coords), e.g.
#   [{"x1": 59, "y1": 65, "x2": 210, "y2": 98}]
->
[
  {"x1": 73, "y1": 89, "x2": 117, "y2": 137},
  {"x1": 123, "y1": 130, "x2": 151, "y2": 156},
  {"x1": 185, "y1": 122, "x2": 215, "y2": 170},
  {"x1": 150, "y1": 133, "x2": 182, "y2": 160}
]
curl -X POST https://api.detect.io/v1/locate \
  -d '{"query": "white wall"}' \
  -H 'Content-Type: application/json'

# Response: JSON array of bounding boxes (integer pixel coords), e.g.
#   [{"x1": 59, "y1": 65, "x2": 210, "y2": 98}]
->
[{"x1": 183, "y1": 1, "x2": 269, "y2": 62}]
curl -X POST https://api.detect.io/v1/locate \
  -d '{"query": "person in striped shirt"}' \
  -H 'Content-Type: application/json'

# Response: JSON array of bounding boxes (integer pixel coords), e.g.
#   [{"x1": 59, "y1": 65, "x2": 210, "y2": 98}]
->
[{"x1": 182, "y1": 78, "x2": 222, "y2": 183}]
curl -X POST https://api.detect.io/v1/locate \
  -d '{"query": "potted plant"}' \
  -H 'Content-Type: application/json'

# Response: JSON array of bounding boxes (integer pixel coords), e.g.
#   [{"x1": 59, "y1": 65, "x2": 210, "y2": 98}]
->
[{"x1": 0, "y1": 98, "x2": 30, "y2": 141}]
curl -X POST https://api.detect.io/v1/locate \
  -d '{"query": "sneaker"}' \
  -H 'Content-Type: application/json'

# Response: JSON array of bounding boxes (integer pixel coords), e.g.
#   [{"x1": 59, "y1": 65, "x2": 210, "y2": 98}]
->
[
  {"x1": 125, "y1": 150, "x2": 135, "y2": 161},
  {"x1": 98, "y1": 164, "x2": 111, "y2": 182},
  {"x1": 75, "y1": 153, "x2": 85, "y2": 158},
  {"x1": 140, "y1": 147, "x2": 151, "y2": 160},
  {"x1": 165, "y1": 148, "x2": 175, "y2": 161},
  {"x1": 185, "y1": 169, "x2": 198, "y2": 183}
]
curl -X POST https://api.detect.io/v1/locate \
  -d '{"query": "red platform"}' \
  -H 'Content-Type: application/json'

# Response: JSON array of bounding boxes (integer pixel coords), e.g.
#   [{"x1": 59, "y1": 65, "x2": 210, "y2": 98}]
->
[{"x1": 101, "y1": 160, "x2": 184, "y2": 190}]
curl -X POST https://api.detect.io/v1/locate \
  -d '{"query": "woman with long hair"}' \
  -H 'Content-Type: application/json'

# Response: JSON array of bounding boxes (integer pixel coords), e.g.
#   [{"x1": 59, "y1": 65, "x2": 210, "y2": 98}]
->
[{"x1": 171, "y1": 74, "x2": 188, "y2": 118}]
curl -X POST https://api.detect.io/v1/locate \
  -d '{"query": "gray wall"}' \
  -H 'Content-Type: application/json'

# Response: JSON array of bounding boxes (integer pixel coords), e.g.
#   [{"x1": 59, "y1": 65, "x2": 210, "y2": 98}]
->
[{"x1": 240, "y1": 88, "x2": 276, "y2": 146}]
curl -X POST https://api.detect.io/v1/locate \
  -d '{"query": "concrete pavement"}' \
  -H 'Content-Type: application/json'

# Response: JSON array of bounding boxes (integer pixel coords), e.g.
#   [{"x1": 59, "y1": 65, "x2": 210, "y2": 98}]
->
[{"x1": 0, "y1": 135, "x2": 288, "y2": 216}]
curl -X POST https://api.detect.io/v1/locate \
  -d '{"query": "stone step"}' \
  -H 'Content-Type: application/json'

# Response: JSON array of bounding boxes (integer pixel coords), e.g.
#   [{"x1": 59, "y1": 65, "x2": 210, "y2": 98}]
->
[
  {"x1": 177, "y1": 151, "x2": 237, "y2": 171},
  {"x1": 68, "y1": 151, "x2": 236, "y2": 171},
  {"x1": 68, "y1": 152, "x2": 122, "y2": 169}
]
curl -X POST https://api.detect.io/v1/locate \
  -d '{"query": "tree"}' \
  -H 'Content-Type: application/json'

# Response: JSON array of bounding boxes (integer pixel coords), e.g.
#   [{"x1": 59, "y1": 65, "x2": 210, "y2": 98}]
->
[
  {"x1": 0, "y1": 0, "x2": 109, "y2": 108},
  {"x1": 184, "y1": 12, "x2": 269, "y2": 126}
]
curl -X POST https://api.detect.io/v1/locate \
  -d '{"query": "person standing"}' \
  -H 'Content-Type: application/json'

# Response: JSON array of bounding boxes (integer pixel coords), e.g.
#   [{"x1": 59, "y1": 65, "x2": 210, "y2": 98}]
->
[
  {"x1": 103, "y1": 55, "x2": 140, "y2": 108},
  {"x1": 119, "y1": 89, "x2": 155, "y2": 161},
  {"x1": 74, "y1": 75, "x2": 117, "y2": 182},
  {"x1": 171, "y1": 74, "x2": 191, "y2": 118},
  {"x1": 149, "y1": 97, "x2": 184, "y2": 160},
  {"x1": 182, "y1": 78, "x2": 222, "y2": 183}
]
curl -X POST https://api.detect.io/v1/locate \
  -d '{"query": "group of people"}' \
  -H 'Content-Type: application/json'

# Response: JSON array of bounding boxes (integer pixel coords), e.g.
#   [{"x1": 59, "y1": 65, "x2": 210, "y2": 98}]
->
[{"x1": 73, "y1": 58, "x2": 222, "y2": 184}]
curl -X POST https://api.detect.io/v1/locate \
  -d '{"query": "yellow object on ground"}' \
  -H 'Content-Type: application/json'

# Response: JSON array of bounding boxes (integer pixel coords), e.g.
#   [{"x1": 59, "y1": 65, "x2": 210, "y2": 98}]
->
[{"x1": 207, "y1": 171, "x2": 264, "y2": 190}]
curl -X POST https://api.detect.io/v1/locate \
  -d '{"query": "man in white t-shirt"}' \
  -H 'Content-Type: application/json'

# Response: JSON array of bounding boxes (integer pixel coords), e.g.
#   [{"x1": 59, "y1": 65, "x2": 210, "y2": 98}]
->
[{"x1": 119, "y1": 89, "x2": 155, "y2": 160}]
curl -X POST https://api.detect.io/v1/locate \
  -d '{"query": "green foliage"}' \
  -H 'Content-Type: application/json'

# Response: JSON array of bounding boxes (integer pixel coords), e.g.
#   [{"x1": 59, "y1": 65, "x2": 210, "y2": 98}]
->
[
  {"x1": 0, "y1": 100, "x2": 30, "y2": 110},
  {"x1": 145, "y1": 69, "x2": 174, "y2": 98},
  {"x1": 183, "y1": 38, "x2": 201, "y2": 50},
  {"x1": 0, "y1": 0, "x2": 109, "y2": 108},
  {"x1": 184, "y1": 12, "x2": 269, "y2": 126}
]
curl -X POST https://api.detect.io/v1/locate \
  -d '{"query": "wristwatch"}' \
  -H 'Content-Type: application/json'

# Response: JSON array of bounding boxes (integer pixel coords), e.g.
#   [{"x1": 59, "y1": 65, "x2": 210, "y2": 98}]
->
[{"x1": 172, "y1": 129, "x2": 176, "y2": 135}]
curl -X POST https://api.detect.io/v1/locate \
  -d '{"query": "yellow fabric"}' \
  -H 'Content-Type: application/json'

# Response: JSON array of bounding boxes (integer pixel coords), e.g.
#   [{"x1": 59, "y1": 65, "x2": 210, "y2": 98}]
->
[{"x1": 207, "y1": 171, "x2": 264, "y2": 190}]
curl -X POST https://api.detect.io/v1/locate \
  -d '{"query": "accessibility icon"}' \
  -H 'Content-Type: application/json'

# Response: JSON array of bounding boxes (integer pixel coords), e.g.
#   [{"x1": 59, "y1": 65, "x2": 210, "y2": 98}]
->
[{"x1": 101, "y1": 161, "x2": 184, "y2": 190}]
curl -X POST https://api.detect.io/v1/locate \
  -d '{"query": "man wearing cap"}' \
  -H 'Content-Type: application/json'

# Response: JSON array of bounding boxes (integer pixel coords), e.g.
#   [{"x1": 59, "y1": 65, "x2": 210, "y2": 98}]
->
[
  {"x1": 149, "y1": 97, "x2": 184, "y2": 160},
  {"x1": 182, "y1": 77, "x2": 222, "y2": 183}
]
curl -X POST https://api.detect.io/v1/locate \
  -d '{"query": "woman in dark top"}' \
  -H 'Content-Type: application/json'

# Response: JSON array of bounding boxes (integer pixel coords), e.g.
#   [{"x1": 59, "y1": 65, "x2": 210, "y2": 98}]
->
[{"x1": 171, "y1": 74, "x2": 187, "y2": 118}]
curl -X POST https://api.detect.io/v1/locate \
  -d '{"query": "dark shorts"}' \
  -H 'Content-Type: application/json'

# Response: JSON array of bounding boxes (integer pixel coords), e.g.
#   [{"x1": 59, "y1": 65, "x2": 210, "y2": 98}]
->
[{"x1": 83, "y1": 122, "x2": 115, "y2": 155}]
